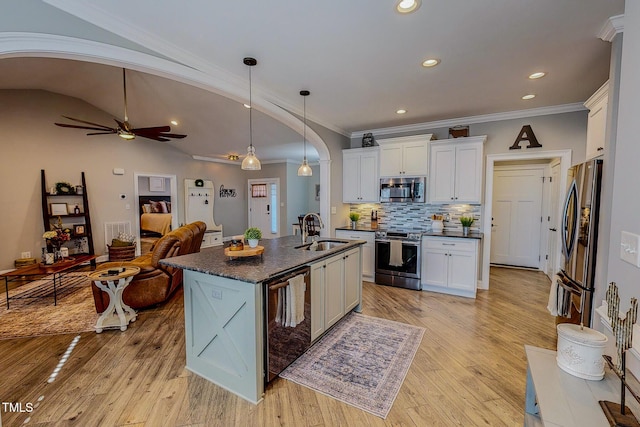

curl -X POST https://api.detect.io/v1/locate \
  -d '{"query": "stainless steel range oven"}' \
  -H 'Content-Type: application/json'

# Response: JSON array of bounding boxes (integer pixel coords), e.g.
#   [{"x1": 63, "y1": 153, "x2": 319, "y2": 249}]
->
[{"x1": 375, "y1": 230, "x2": 422, "y2": 290}]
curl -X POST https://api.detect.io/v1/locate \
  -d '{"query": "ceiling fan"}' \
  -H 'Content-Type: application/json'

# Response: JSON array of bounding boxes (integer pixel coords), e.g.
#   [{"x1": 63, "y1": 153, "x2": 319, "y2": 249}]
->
[{"x1": 55, "y1": 68, "x2": 187, "y2": 142}]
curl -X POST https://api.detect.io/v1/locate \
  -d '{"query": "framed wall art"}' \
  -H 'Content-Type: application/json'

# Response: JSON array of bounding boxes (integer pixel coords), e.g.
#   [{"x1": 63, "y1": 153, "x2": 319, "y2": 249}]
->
[
  {"x1": 73, "y1": 224, "x2": 86, "y2": 236},
  {"x1": 50, "y1": 203, "x2": 68, "y2": 216}
]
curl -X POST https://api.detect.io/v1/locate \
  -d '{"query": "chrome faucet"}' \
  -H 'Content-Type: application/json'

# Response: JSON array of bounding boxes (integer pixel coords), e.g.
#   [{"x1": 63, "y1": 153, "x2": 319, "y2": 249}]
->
[{"x1": 301, "y1": 212, "x2": 324, "y2": 244}]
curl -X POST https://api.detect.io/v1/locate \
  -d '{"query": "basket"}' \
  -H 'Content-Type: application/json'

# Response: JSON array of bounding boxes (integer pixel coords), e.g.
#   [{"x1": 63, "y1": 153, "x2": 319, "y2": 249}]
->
[
  {"x1": 108, "y1": 244, "x2": 136, "y2": 262},
  {"x1": 15, "y1": 258, "x2": 37, "y2": 268}
]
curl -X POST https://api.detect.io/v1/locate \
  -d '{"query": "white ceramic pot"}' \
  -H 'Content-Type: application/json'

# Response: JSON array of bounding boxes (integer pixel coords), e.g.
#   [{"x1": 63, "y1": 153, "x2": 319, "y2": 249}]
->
[
  {"x1": 556, "y1": 323, "x2": 608, "y2": 380},
  {"x1": 248, "y1": 239, "x2": 259, "y2": 248},
  {"x1": 432, "y1": 220, "x2": 444, "y2": 233}
]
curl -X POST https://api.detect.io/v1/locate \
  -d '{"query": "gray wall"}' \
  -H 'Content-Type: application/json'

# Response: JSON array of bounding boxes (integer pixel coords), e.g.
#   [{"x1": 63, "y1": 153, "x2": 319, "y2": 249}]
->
[
  {"x1": 0, "y1": 89, "x2": 348, "y2": 270},
  {"x1": 606, "y1": 2, "x2": 640, "y2": 310},
  {"x1": 351, "y1": 111, "x2": 588, "y2": 165}
]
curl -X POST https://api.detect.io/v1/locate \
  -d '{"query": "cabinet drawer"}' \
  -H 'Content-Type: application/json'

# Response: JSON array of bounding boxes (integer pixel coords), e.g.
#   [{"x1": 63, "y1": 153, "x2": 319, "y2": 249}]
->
[
  {"x1": 335, "y1": 230, "x2": 374, "y2": 244},
  {"x1": 423, "y1": 237, "x2": 475, "y2": 252}
]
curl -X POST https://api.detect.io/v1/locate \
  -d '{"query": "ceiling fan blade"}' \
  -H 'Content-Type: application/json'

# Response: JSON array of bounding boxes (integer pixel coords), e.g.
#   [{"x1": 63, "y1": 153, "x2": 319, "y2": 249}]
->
[
  {"x1": 55, "y1": 123, "x2": 118, "y2": 132},
  {"x1": 86, "y1": 132, "x2": 118, "y2": 136},
  {"x1": 134, "y1": 134, "x2": 171, "y2": 142},
  {"x1": 158, "y1": 133, "x2": 187, "y2": 139},
  {"x1": 59, "y1": 116, "x2": 114, "y2": 130},
  {"x1": 132, "y1": 125, "x2": 171, "y2": 133}
]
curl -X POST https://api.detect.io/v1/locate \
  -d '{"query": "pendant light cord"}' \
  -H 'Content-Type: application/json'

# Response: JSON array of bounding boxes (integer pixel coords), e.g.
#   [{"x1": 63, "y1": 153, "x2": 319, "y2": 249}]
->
[
  {"x1": 249, "y1": 65, "x2": 253, "y2": 149},
  {"x1": 303, "y1": 95, "x2": 307, "y2": 161}
]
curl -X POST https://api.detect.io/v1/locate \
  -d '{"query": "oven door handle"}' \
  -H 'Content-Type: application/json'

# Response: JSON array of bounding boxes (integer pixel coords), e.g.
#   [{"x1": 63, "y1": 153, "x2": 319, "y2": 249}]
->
[{"x1": 375, "y1": 239, "x2": 420, "y2": 247}]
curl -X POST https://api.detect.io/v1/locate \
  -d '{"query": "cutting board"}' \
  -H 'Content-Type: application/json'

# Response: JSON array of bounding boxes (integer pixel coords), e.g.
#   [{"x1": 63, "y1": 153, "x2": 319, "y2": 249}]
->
[{"x1": 224, "y1": 245, "x2": 264, "y2": 258}]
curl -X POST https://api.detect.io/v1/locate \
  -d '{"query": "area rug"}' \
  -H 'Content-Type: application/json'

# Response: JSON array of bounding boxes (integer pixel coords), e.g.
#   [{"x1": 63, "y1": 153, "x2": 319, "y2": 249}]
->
[
  {"x1": 0, "y1": 272, "x2": 97, "y2": 339},
  {"x1": 279, "y1": 312, "x2": 425, "y2": 419}
]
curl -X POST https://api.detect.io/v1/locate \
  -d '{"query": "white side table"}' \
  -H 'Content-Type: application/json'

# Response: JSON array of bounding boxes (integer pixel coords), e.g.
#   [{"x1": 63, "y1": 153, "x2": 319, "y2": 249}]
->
[{"x1": 89, "y1": 267, "x2": 140, "y2": 333}]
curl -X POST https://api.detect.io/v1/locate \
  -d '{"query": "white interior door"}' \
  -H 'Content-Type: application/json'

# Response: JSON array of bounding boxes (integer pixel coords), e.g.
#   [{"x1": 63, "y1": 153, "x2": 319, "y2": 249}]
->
[
  {"x1": 248, "y1": 179, "x2": 280, "y2": 238},
  {"x1": 491, "y1": 167, "x2": 544, "y2": 268},
  {"x1": 546, "y1": 161, "x2": 561, "y2": 278}
]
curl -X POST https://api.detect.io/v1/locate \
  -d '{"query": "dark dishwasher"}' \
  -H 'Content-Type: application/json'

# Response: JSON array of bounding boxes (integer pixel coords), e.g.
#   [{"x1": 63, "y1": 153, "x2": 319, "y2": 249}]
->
[{"x1": 263, "y1": 265, "x2": 311, "y2": 384}]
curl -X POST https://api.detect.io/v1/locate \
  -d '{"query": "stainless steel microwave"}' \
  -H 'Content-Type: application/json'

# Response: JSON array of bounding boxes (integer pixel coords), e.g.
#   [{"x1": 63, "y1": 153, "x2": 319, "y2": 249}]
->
[{"x1": 380, "y1": 177, "x2": 426, "y2": 203}]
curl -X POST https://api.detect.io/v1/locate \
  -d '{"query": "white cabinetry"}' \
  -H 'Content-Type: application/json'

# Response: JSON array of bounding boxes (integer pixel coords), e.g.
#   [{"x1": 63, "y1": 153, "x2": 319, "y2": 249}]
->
[
  {"x1": 342, "y1": 148, "x2": 379, "y2": 203},
  {"x1": 584, "y1": 81, "x2": 608, "y2": 160},
  {"x1": 200, "y1": 231, "x2": 223, "y2": 248},
  {"x1": 309, "y1": 247, "x2": 362, "y2": 341},
  {"x1": 335, "y1": 230, "x2": 374, "y2": 281},
  {"x1": 428, "y1": 136, "x2": 485, "y2": 204},
  {"x1": 421, "y1": 236, "x2": 479, "y2": 298},
  {"x1": 378, "y1": 134, "x2": 432, "y2": 177},
  {"x1": 343, "y1": 248, "x2": 361, "y2": 312}
]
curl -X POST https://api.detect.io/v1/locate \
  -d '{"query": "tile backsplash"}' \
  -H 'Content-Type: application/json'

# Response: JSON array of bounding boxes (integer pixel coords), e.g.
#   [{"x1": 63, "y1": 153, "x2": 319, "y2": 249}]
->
[{"x1": 349, "y1": 203, "x2": 482, "y2": 232}]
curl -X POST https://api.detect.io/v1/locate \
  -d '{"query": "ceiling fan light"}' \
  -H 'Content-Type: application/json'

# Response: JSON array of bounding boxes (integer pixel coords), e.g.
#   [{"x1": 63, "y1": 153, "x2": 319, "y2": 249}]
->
[
  {"x1": 118, "y1": 131, "x2": 135, "y2": 140},
  {"x1": 241, "y1": 145, "x2": 261, "y2": 170},
  {"x1": 298, "y1": 159, "x2": 313, "y2": 176}
]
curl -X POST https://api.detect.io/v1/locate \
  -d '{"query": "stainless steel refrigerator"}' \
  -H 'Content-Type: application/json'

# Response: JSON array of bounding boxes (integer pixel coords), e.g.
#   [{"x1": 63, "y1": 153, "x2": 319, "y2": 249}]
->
[{"x1": 557, "y1": 158, "x2": 603, "y2": 327}]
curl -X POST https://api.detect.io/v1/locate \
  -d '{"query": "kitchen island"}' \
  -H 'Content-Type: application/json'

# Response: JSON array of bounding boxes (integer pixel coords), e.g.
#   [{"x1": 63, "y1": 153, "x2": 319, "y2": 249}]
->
[{"x1": 161, "y1": 235, "x2": 364, "y2": 403}]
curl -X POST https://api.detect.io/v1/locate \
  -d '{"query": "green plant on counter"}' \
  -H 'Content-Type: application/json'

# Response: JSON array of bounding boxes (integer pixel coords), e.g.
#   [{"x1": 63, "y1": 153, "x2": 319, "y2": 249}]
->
[
  {"x1": 349, "y1": 212, "x2": 361, "y2": 222},
  {"x1": 460, "y1": 215, "x2": 474, "y2": 227},
  {"x1": 244, "y1": 227, "x2": 262, "y2": 240}
]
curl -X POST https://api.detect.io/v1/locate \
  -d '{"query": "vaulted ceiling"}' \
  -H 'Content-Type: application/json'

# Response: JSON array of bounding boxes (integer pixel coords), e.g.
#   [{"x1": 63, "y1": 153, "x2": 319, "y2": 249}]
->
[{"x1": 0, "y1": 0, "x2": 625, "y2": 162}]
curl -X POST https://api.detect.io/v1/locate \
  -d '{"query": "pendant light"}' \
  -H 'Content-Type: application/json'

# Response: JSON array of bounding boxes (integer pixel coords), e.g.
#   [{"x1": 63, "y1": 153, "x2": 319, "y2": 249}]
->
[
  {"x1": 241, "y1": 57, "x2": 261, "y2": 170},
  {"x1": 297, "y1": 90, "x2": 312, "y2": 176}
]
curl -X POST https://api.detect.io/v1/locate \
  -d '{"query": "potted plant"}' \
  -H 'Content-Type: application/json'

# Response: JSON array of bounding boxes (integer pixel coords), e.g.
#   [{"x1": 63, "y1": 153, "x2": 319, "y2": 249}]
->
[
  {"x1": 460, "y1": 215, "x2": 474, "y2": 235},
  {"x1": 349, "y1": 212, "x2": 360, "y2": 230},
  {"x1": 244, "y1": 227, "x2": 262, "y2": 248}
]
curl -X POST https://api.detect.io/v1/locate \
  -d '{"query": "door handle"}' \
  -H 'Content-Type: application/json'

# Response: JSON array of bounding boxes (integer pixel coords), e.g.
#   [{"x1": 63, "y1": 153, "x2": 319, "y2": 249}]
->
[{"x1": 549, "y1": 228, "x2": 557, "y2": 232}]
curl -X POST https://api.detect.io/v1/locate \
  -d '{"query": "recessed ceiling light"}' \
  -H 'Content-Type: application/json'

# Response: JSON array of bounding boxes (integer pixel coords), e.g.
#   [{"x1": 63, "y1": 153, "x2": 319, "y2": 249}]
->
[
  {"x1": 243, "y1": 103, "x2": 251, "y2": 109},
  {"x1": 529, "y1": 72, "x2": 546, "y2": 79},
  {"x1": 422, "y1": 58, "x2": 440, "y2": 67},
  {"x1": 170, "y1": 120, "x2": 178, "y2": 126},
  {"x1": 396, "y1": 109, "x2": 407, "y2": 114},
  {"x1": 396, "y1": 0, "x2": 421, "y2": 14},
  {"x1": 227, "y1": 154, "x2": 239, "y2": 161},
  {"x1": 522, "y1": 94, "x2": 536, "y2": 100}
]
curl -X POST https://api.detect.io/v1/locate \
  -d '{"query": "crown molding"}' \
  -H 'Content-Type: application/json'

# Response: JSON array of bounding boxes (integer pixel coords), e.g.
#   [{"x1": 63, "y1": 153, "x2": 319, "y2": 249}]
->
[
  {"x1": 350, "y1": 103, "x2": 586, "y2": 139},
  {"x1": 599, "y1": 14, "x2": 624, "y2": 42},
  {"x1": 193, "y1": 155, "x2": 293, "y2": 165}
]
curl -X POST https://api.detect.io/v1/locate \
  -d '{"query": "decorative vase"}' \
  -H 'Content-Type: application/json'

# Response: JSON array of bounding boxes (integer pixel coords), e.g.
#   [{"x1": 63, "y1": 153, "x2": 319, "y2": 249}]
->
[
  {"x1": 463, "y1": 226, "x2": 470, "y2": 236},
  {"x1": 351, "y1": 221, "x2": 357, "y2": 230},
  {"x1": 248, "y1": 239, "x2": 259, "y2": 248}
]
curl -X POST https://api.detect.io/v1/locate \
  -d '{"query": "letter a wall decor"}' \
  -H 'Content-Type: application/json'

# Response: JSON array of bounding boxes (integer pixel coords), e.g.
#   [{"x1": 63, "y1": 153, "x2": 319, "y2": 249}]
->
[{"x1": 509, "y1": 125, "x2": 542, "y2": 150}]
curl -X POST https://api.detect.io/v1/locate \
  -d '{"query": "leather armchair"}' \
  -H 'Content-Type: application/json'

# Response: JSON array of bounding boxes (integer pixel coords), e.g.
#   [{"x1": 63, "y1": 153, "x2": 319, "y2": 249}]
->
[{"x1": 91, "y1": 221, "x2": 207, "y2": 313}]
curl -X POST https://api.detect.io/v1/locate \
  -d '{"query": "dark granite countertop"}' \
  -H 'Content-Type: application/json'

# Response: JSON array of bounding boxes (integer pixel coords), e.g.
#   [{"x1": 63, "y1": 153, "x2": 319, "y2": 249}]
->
[
  {"x1": 161, "y1": 235, "x2": 365, "y2": 284},
  {"x1": 335, "y1": 226, "x2": 378, "y2": 233},
  {"x1": 422, "y1": 230, "x2": 483, "y2": 240}
]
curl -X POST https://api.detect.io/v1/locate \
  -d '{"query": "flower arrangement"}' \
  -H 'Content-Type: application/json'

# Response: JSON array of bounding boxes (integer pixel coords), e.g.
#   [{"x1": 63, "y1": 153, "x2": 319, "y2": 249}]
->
[
  {"x1": 349, "y1": 212, "x2": 361, "y2": 222},
  {"x1": 244, "y1": 227, "x2": 262, "y2": 240},
  {"x1": 43, "y1": 228, "x2": 70, "y2": 248}
]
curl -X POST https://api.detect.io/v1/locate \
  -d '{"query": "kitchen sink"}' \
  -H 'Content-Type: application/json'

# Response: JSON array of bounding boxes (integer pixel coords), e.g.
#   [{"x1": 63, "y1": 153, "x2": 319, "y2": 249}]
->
[{"x1": 296, "y1": 239, "x2": 349, "y2": 251}]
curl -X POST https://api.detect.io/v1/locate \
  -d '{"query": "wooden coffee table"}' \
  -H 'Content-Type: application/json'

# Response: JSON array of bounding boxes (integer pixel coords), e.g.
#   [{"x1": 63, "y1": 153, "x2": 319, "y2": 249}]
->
[{"x1": 1, "y1": 254, "x2": 97, "y2": 309}]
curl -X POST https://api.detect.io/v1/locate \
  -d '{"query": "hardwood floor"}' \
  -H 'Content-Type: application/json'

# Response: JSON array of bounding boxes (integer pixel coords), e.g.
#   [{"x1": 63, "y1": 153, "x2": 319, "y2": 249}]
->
[{"x1": 0, "y1": 267, "x2": 556, "y2": 426}]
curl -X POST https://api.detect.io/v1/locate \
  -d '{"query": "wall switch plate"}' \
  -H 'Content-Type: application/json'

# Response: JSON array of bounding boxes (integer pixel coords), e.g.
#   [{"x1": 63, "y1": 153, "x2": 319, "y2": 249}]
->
[
  {"x1": 21, "y1": 251, "x2": 31, "y2": 259},
  {"x1": 331, "y1": 206, "x2": 337, "y2": 214},
  {"x1": 620, "y1": 231, "x2": 640, "y2": 267}
]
